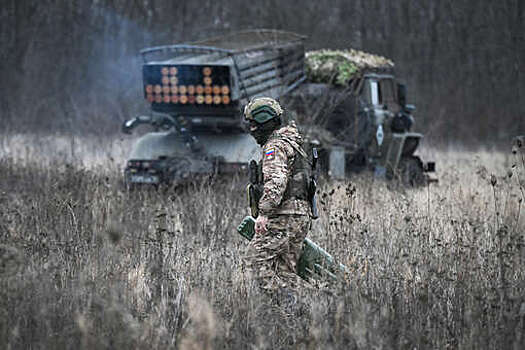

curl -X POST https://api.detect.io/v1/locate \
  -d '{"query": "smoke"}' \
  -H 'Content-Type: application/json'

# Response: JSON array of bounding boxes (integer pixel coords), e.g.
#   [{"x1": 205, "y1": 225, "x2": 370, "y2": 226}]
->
[
  {"x1": 65, "y1": 5, "x2": 154, "y2": 132},
  {"x1": 7, "y1": 2, "x2": 157, "y2": 134}
]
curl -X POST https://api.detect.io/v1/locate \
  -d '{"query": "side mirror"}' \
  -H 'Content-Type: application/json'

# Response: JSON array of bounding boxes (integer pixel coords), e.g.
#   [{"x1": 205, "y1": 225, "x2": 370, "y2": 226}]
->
[
  {"x1": 121, "y1": 115, "x2": 154, "y2": 134},
  {"x1": 122, "y1": 119, "x2": 136, "y2": 134},
  {"x1": 405, "y1": 104, "x2": 416, "y2": 113},
  {"x1": 397, "y1": 83, "x2": 407, "y2": 108}
]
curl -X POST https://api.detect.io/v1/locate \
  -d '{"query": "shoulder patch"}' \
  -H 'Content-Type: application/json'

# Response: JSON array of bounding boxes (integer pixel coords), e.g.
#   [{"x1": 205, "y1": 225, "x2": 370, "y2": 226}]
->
[{"x1": 265, "y1": 147, "x2": 275, "y2": 160}]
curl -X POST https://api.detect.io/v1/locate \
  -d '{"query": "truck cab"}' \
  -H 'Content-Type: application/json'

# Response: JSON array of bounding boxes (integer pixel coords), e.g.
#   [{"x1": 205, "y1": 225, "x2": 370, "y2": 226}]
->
[
  {"x1": 361, "y1": 74, "x2": 431, "y2": 183},
  {"x1": 287, "y1": 71, "x2": 434, "y2": 184}
]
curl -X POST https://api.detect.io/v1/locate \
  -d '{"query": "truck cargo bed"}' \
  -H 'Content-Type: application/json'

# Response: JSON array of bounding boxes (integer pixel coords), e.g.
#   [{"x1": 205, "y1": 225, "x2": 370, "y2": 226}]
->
[{"x1": 139, "y1": 30, "x2": 307, "y2": 118}]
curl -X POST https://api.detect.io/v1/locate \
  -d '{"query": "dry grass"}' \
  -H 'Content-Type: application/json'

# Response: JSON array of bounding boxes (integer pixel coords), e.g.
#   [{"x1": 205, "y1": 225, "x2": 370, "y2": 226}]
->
[{"x1": 1, "y1": 132, "x2": 524, "y2": 349}]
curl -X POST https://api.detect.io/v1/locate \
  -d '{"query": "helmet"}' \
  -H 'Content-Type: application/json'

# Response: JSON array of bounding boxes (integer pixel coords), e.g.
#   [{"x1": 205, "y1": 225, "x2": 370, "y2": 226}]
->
[{"x1": 244, "y1": 97, "x2": 283, "y2": 124}]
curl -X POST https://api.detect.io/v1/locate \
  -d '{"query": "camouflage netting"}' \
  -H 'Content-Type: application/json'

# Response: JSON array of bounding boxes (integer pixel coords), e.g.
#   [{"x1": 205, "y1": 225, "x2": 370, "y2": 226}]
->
[{"x1": 305, "y1": 49, "x2": 394, "y2": 86}]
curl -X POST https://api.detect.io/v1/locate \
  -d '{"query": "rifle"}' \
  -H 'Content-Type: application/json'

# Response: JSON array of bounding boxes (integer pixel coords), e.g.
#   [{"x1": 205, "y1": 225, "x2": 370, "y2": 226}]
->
[
  {"x1": 246, "y1": 160, "x2": 262, "y2": 218},
  {"x1": 309, "y1": 147, "x2": 319, "y2": 219},
  {"x1": 237, "y1": 216, "x2": 348, "y2": 282}
]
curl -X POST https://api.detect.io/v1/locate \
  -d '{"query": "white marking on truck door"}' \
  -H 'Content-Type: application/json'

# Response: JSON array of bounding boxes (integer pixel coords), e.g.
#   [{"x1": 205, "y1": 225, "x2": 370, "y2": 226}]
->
[{"x1": 376, "y1": 124, "x2": 384, "y2": 146}]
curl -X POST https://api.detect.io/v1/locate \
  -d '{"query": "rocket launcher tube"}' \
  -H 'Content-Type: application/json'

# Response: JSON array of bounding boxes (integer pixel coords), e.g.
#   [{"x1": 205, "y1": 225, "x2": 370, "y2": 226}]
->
[{"x1": 237, "y1": 216, "x2": 348, "y2": 282}]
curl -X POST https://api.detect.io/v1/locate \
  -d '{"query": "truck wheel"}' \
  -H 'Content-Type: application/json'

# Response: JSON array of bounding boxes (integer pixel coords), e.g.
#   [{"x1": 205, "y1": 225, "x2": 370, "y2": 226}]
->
[{"x1": 398, "y1": 156, "x2": 425, "y2": 186}]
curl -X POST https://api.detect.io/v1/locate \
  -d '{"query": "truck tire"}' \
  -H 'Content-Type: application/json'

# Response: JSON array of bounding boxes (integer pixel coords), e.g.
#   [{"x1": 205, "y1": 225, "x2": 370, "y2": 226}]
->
[{"x1": 398, "y1": 156, "x2": 425, "y2": 186}]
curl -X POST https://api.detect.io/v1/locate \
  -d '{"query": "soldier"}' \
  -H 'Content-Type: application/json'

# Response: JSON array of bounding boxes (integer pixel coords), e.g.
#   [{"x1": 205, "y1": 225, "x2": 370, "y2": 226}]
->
[{"x1": 243, "y1": 97, "x2": 313, "y2": 294}]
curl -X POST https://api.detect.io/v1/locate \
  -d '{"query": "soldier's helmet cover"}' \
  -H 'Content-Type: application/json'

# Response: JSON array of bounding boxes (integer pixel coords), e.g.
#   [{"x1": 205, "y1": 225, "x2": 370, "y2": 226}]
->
[{"x1": 244, "y1": 97, "x2": 283, "y2": 124}]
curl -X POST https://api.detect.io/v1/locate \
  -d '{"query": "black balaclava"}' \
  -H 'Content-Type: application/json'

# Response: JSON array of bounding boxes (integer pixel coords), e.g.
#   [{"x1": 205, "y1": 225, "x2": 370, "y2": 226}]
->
[{"x1": 250, "y1": 118, "x2": 281, "y2": 145}]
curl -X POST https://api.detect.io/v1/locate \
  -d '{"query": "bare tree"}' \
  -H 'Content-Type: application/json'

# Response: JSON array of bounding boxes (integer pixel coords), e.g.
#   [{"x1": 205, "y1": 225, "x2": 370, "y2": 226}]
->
[{"x1": 1, "y1": 0, "x2": 523, "y2": 143}]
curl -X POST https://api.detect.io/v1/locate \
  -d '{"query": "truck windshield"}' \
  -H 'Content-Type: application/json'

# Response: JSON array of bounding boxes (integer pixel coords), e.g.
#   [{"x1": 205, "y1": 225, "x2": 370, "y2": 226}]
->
[
  {"x1": 368, "y1": 78, "x2": 396, "y2": 107},
  {"x1": 370, "y1": 80, "x2": 380, "y2": 105}
]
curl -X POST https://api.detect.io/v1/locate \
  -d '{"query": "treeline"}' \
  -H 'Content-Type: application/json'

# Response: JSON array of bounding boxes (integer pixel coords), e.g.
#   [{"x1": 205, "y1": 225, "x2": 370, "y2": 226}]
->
[{"x1": 1, "y1": 0, "x2": 523, "y2": 145}]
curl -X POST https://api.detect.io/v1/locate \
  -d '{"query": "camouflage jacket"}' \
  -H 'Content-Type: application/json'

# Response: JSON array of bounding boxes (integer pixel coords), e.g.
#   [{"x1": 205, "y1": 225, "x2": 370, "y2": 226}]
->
[{"x1": 258, "y1": 121, "x2": 311, "y2": 217}]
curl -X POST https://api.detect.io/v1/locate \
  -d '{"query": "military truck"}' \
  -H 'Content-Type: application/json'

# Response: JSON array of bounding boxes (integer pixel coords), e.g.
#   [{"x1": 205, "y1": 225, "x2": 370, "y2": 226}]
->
[
  {"x1": 122, "y1": 29, "x2": 435, "y2": 186},
  {"x1": 284, "y1": 49, "x2": 436, "y2": 184}
]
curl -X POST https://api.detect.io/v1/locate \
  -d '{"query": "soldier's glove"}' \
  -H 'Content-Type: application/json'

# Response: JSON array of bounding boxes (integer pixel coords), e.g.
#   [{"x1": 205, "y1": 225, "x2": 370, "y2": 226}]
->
[{"x1": 255, "y1": 215, "x2": 268, "y2": 235}]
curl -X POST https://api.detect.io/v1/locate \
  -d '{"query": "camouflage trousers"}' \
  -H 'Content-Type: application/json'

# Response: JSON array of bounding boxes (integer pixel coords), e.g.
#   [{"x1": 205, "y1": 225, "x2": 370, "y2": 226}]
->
[{"x1": 244, "y1": 214, "x2": 311, "y2": 292}]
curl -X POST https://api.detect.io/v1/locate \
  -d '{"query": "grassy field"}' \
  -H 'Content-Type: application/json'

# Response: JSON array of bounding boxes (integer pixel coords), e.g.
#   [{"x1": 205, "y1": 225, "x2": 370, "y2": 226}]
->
[{"x1": 1, "y1": 133, "x2": 524, "y2": 349}]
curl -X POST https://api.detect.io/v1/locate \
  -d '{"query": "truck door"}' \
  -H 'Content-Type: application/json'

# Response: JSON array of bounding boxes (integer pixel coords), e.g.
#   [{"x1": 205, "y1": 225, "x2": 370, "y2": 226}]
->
[
  {"x1": 366, "y1": 78, "x2": 398, "y2": 175},
  {"x1": 369, "y1": 79, "x2": 388, "y2": 146}
]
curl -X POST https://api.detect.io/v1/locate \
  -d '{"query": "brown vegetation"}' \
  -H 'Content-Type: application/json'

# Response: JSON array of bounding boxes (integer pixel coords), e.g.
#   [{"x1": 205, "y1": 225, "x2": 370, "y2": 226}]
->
[{"x1": 1, "y1": 134, "x2": 524, "y2": 349}]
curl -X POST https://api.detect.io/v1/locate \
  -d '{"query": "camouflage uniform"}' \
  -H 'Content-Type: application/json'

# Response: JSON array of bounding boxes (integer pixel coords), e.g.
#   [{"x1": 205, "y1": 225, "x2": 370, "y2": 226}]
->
[{"x1": 245, "y1": 120, "x2": 312, "y2": 292}]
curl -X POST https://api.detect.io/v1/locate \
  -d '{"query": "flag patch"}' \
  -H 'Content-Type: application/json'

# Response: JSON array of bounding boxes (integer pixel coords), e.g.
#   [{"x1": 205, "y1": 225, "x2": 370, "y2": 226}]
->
[{"x1": 265, "y1": 148, "x2": 275, "y2": 160}]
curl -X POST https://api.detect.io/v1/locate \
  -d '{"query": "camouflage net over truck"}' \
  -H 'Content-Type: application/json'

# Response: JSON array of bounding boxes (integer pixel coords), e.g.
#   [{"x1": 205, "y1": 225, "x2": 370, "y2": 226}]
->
[{"x1": 305, "y1": 49, "x2": 394, "y2": 86}]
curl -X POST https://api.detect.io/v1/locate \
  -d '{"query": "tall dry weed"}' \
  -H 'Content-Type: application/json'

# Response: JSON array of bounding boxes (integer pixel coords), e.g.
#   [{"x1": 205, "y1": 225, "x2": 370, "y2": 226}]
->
[
  {"x1": 179, "y1": 294, "x2": 216, "y2": 350},
  {"x1": 0, "y1": 134, "x2": 524, "y2": 349}
]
